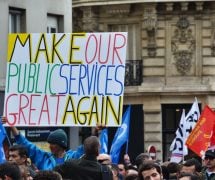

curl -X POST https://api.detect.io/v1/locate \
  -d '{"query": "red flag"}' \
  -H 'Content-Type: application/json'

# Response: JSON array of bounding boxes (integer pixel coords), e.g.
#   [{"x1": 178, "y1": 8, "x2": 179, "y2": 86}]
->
[
  {"x1": 210, "y1": 123, "x2": 215, "y2": 146},
  {"x1": 186, "y1": 105, "x2": 215, "y2": 157}
]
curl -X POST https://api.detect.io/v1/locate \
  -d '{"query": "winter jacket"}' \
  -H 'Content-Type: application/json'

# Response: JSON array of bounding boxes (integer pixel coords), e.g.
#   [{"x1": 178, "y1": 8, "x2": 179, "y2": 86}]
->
[
  {"x1": 54, "y1": 155, "x2": 113, "y2": 180},
  {"x1": 15, "y1": 133, "x2": 84, "y2": 170},
  {"x1": 202, "y1": 169, "x2": 215, "y2": 180}
]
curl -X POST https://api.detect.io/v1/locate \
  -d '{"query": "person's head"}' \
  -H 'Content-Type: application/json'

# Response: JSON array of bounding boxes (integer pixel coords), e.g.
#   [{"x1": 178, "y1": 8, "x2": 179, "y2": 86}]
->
[
  {"x1": 0, "y1": 162, "x2": 22, "y2": 180},
  {"x1": 178, "y1": 172, "x2": 201, "y2": 180},
  {"x1": 83, "y1": 136, "x2": 100, "y2": 156},
  {"x1": 110, "y1": 164, "x2": 120, "y2": 180},
  {"x1": 135, "y1": 153, "x2": 152, "y2": 168},
  {"x1": 138, "y1": 162, "x2": 163, "y2": 180},
  {"x1": 19, "y1": 165, "x2": 33, "y2": 180},
  {"x1": 47, "y1": 129, "x2": 67, "y2": 154},
  {"x1": 204, "y1": 149, "x2": 215, "y2": 172},
  {"x1": 125, "y1": 174, "x2": 138, "y2": 180},
  {"x1": 160, "y1": 165, "x2": 169, "y2": 180},
  {"x1": 126, "y1": 165, "x2": 138, "y2": 178},
  {"x1": 33, "y1": 170, "x2": 62, "y2": 180},
  {"x1": 167, "y1": 162, "x2": 180, "y2": 178},
  {"x1": 180, "y1": 158, "x2": 202, "y2": 174},
  {"x1": 118, "y1": 163, "x2": 126, "y2": 177},
  {"x1": 8, "y1": 145, "x2": 28, "y2": 165},
  {"x1": 97, "y1": 153, "x2": 112, "y2": 165}
]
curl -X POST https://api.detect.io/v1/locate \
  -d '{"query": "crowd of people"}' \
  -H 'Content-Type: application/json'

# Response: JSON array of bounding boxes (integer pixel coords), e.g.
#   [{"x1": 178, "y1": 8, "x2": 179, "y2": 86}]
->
[{"x1": 0, "y1": 117, "x2": 215, "y2": 180}]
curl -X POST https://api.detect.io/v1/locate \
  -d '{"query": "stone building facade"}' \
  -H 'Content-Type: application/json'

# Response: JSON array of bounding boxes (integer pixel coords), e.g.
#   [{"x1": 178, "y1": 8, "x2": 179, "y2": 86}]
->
[{"x1": 73, "y1": 0, "x2": 215, "y2": 160}]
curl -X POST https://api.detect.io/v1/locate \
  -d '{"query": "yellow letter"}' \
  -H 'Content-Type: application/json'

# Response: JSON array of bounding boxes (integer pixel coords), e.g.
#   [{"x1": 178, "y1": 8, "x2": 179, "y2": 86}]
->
[
  {"x1": 8, "y1": 34, "x2": 32, "y2": 62},
  {"x1": 68, "y1": 33, "x2": 85, "y2": 64},
  {"x1": 34, "y1": 34, "x2": 50, "y2": 63},
  {"x1": 62, "y1": 96, "x2": 77, "y2": 125}
]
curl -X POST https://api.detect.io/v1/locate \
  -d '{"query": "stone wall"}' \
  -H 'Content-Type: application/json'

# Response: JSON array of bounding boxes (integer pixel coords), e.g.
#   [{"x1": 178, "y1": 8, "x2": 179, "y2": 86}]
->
[{"x1": 73, "y1": 1, "x2": 215, "y2": 160}]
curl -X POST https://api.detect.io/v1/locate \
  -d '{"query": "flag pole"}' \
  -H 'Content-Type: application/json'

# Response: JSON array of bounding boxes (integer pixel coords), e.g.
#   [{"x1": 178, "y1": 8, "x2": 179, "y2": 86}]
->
[
  {"x1": 125, "y1": 140, "x2": 129, "y2": 154},
  {"x1": 5, "y1": 131, "x2": 12, "y2": 147}
]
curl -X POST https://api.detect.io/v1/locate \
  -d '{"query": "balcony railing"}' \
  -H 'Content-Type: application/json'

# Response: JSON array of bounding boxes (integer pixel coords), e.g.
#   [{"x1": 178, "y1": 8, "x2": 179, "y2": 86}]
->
[{"x1": 125, "y1": 60, "x2": 143, "y2": 86}]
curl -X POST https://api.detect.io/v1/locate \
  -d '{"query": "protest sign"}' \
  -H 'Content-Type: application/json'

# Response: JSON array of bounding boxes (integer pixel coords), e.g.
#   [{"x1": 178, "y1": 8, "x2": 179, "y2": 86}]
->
[{"x1": 4, "y1": 33, "x2": 127, "y2": 127}]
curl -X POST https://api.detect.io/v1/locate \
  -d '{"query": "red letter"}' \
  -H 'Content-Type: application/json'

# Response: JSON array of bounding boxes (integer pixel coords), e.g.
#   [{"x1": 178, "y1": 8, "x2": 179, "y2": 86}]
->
[
  {"x1": 18, "y1": 94, "x2": 29, "y2": 125},
  {"x1": 5, "y1": 94, "x2": 18, "y2": 126},
  {"x1": 112, "y1": 33, "x2": 126, "y2": 65},
  {"x1": 38, "y1": 95, "x2": 50, "y2": 125},
  {"x1": 85, "y1": 34, "x2": 98, "y2": 64}
]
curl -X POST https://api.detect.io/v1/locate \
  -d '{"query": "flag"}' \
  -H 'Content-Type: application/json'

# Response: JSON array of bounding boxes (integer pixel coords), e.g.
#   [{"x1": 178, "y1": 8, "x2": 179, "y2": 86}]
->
[
  {"x1": 100, "y1": 128, "x2": 108, "y2": 154},
  {"x1": 0, "y1": 121, "x2": 6, "y2": 145},
  {"x1": 170, "y1": 109, "x2": 186, "y2": 163},
  {"x1": 170, "y1": 98, "x2": 200, "y2": 163},
  {"x1": 186, "y1": 105, "x2": 215, "y2": 157},
  {"x1": 0, "y1": 117, "x2": 6, "y2": 164},
  {"x1": 0, "y1": 147, "x2": 6, "y2": 164},
  {"x1": 210, "y1": 122, "x2": 215, "y2": 146},
  {"x1": 110, "y1": 105, "x2": 131, "y2": 163},
  {"x1": 183, "y1": 97, "x2": 200, "y2": 156}
]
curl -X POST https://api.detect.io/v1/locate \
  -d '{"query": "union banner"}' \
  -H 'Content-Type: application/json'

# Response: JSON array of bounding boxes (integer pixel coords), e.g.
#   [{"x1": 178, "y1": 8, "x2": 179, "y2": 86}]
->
[{"x1": 186, "y1": 105, "x2": 215, "y2": 157}]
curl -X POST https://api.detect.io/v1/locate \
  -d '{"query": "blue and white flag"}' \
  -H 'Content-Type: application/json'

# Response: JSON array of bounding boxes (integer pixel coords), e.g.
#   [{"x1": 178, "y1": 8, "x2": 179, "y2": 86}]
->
[
  {"x1": 0, "y1": 147, "x2": 6, "y2": 164},
  {"x1": 0, "y1": 121, "x2": 6, "y2": 145},
  {"x1": 100, "y1": 128, "x2": 108, "y2": 154},
  {"x1": 110, "y1": 105, "x2": 131, "y2": 163},
  {"x1": 0, "y1": 118, "x2": 6, "y2": 164}
]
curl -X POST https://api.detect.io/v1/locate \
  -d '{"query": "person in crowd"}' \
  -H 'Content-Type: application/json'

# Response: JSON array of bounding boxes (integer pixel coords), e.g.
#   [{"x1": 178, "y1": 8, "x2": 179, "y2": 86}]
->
[
  {"x1": 54, "y1": 136, "x2": 113, "y2": 180},
  {"x1": 125, "y1": 165, "x2": 138, "y2": 179},
  {"x1": 118, "y1": 163, "x2": 126, "y2": 178},
  {"x1": 124, "y1": 174, "x2": 138, "y2": 180},
  {"x1": 33, "y1": 170, "x2": 62, "y2": 180},
  {"x1": 2, "y1": 116, "x2": 84, "y2": 170},
  {"x1": 180, "y1": 158, "x2": 202, "y2": 178},
  {"x1": 161, "y1": 161, "x2": 170, "y2": 167},
  {"x1": 167, "y1": 162, "x2": 180, "y2": 179},
  {"x1": 160, "y1": 165, "x2": 169, "y2": 180},
  {"x1": 124, "y1": 154, "x2": 132, "y2": 168},
  {"x1": 138, "y1": 162, "x2": 163, "y2": 180},
  {"x1": 135, "y1": 153, "x2": 152, "y2": 168},
  {"x1": 180, "y1": 158, "x2": 202, "y2": 174},
  {"x1": 177, "y1": 172, "x2": 201, "y2": 180},
  {"x1": 202, "y1": 148, "x2": 215, "y2": 180},
  {"x1": 0, "y1": 162, "x2": 22, "y2": 180},
  {"x1": 97, "y1": 153, "x2": 112, "y2": 165},
  {"x1": 111, "y1": 163, "x2": 123, "y2": 180},
  {"x1": 8, "y1": 145, "x2": 36, "y2": 177},
  {"x1": 19, "y1": 165, "x2": 33, "y2": 180}
]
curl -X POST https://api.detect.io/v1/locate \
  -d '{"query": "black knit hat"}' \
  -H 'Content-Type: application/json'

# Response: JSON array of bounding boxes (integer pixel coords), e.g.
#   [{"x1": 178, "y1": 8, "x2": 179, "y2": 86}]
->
[{"x1": 47, "y1": 129, "x2": 67, "y2": 148}]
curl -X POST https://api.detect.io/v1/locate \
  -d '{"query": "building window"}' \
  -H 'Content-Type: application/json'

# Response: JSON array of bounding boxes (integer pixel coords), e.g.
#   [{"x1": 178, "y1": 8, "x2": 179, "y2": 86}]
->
[
  {"x1": 47, "y1": 14, "x2": 64, "y2": 33},
  {"x1": 108, "y1": 24, "x2": 141, "y2": 60},
  {"x1": 109, "y1": 24, "x2": 142, "y2": 86},
  {"x1": 9, "y1": 8, "x2": 26, "y2": 33}
]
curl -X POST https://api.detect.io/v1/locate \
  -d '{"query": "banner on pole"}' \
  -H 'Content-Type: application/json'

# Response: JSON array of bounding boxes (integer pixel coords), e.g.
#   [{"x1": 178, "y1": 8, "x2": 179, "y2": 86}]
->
[{"x1": 186, "y1": 105, "x2": 215, "y2": 157}]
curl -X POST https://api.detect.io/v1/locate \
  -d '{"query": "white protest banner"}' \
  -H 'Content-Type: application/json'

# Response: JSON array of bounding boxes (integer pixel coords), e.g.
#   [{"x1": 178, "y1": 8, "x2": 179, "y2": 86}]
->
[{"x1": 4, "y1": 33, "x2": 127, "y2": 127}]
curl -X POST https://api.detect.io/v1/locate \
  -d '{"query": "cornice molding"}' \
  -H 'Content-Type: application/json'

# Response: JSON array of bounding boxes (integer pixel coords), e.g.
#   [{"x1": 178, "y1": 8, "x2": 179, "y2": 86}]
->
[
  {"x1": 73, "y1": 0, "x2": 213, "y2": 8},
  {"x1": 106, "y1": 4, "x2": 130, "y2": 15}
]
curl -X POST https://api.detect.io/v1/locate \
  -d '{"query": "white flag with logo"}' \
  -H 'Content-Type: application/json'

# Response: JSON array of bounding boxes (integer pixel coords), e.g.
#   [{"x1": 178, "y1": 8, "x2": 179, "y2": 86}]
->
[
  {"x1": 170, "y1": 109, "x2": 186, "y2": 163},
  {"x1": 183, "y1": 98, "x2": 200, "y2": 155},
  {"x1": 170, "y1": 98, "x2": 200, "y2": 162}
]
